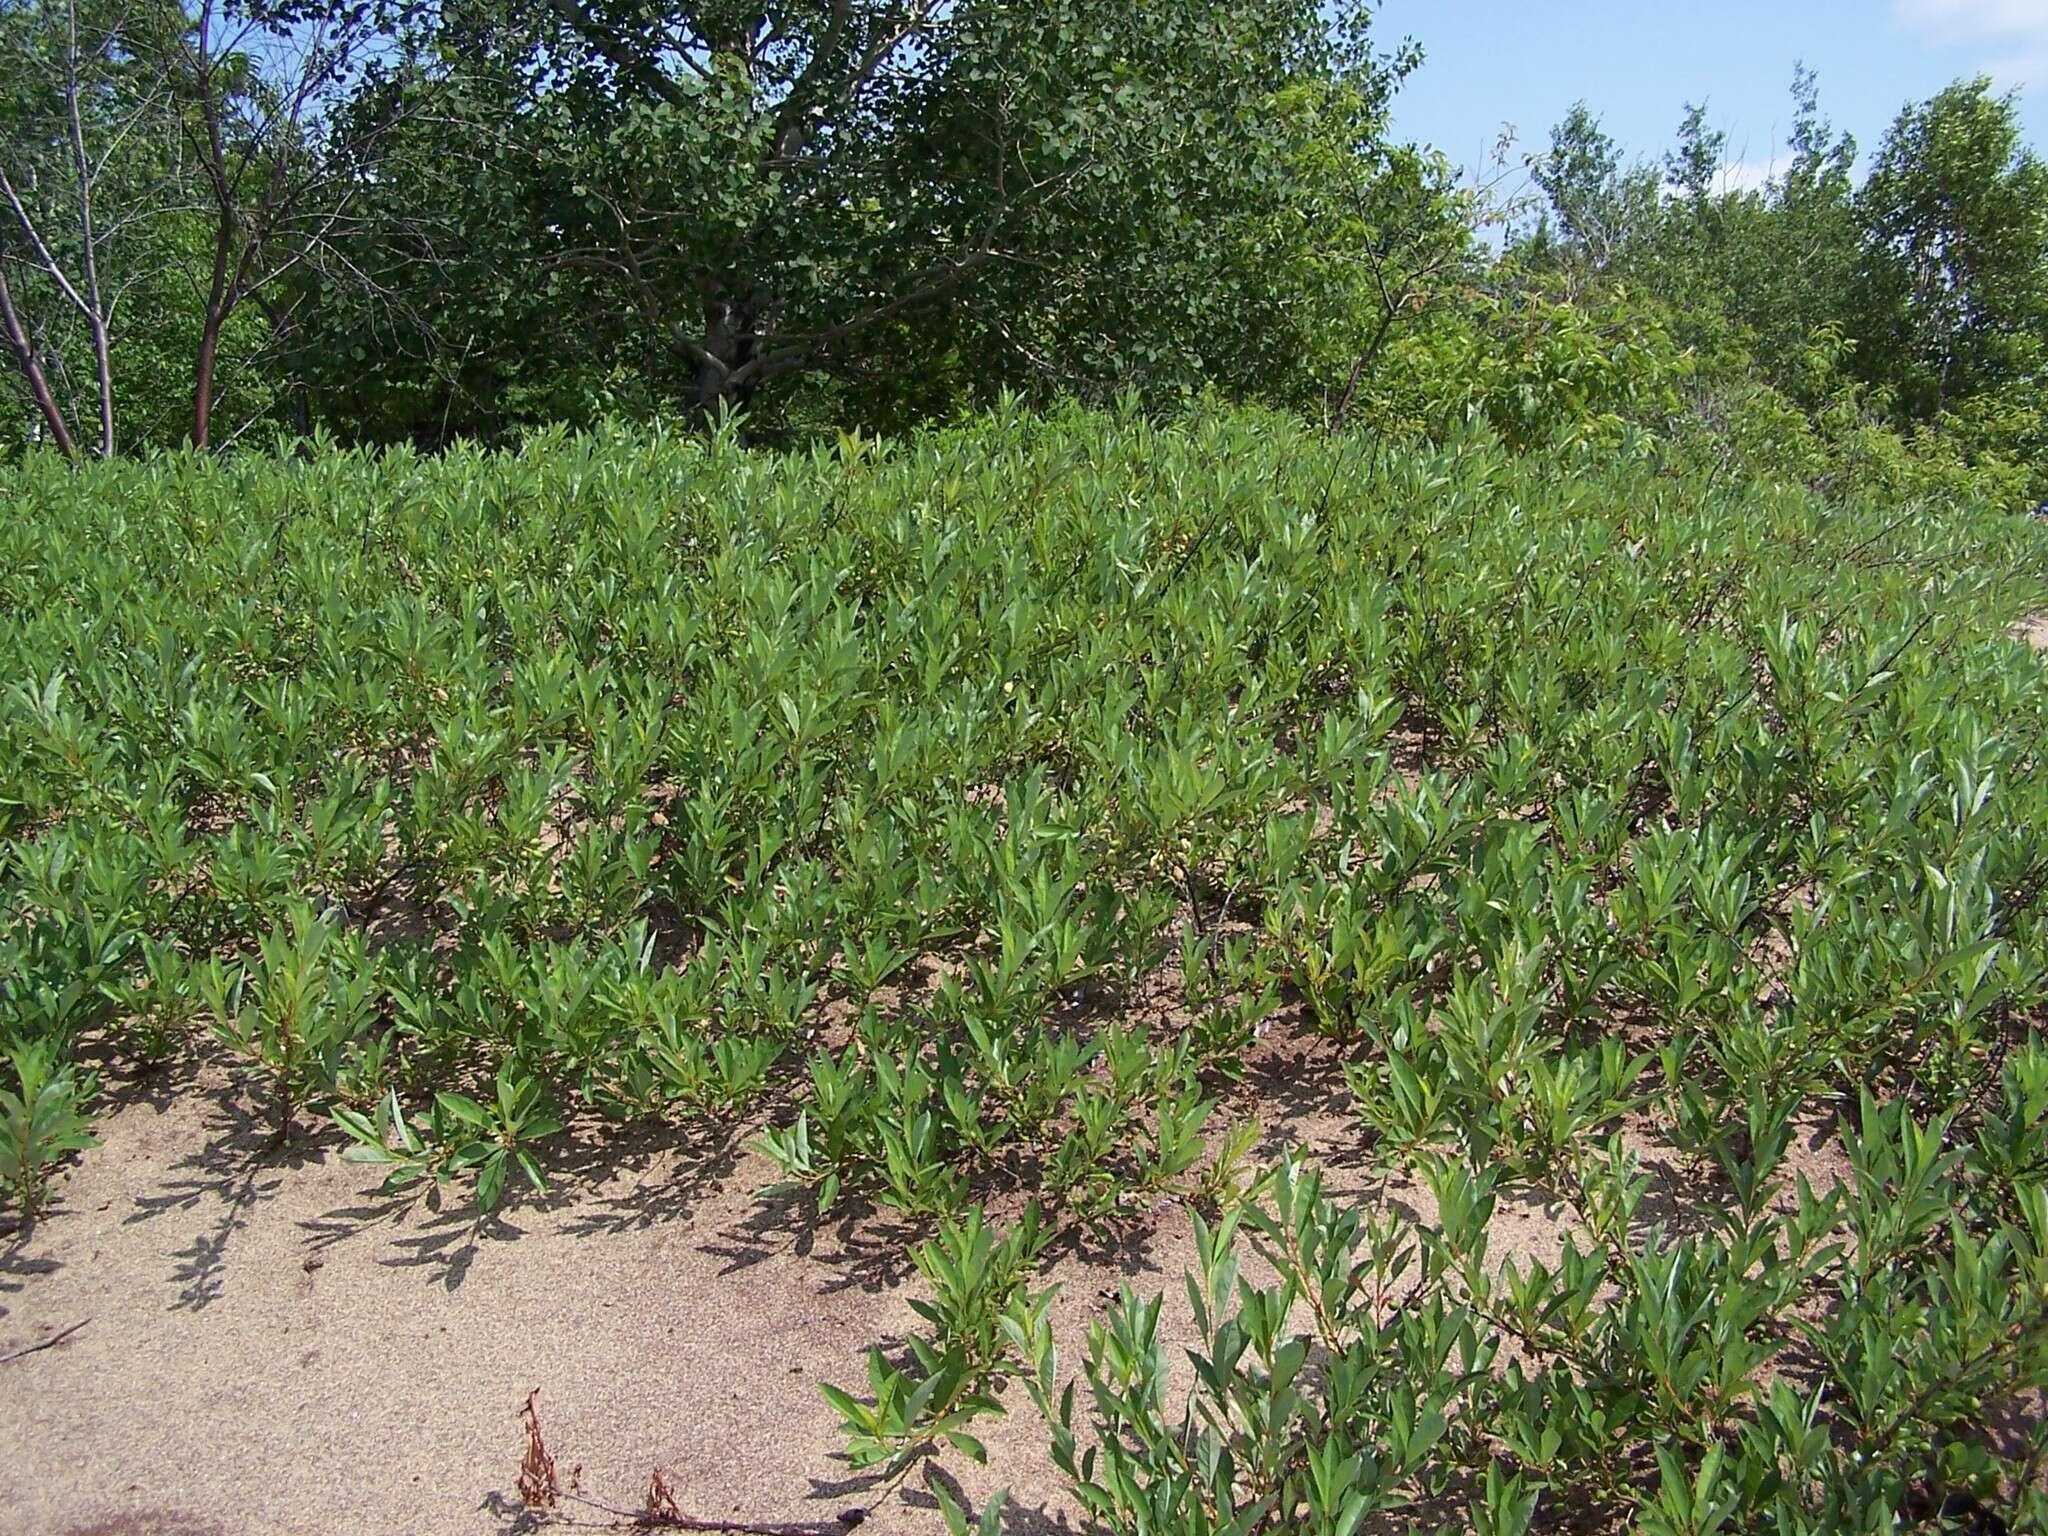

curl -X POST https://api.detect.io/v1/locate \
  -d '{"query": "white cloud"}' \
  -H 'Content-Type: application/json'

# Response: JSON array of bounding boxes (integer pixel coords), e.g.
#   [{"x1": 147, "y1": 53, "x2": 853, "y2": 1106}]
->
[
  {"x1": 1898, "y1": 0, "x2": 2048, "y2": 34},
  {"x1": 1713, "y1": 158, "x2": 1781, "y2": 195},
  {"x1": 1986, "y1": 48, "x2": 2048, "y2": 84},
  {"x1": 1896, "y1": 0, "x2": 2048, "y2": 84}
]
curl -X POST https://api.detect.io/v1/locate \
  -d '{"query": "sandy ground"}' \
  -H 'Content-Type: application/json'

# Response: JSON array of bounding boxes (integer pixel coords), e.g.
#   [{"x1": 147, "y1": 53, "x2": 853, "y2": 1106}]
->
[
  {"x1": 2, "y1": 1027, "x2": 1425, "y2": 1536},
  {"x1": 0, "y1": 1017, "x2": 1837, "y2": 1536},
  {"x1": 2018, "y1": 612, "x2": 2048, "y2": 652},
  {"x1": 17, "y1": 602, "x2": 2041, "y2": 1536},
  {"x1": 0, "y1": 1055, "x2": 1050, "y2": 1536}
]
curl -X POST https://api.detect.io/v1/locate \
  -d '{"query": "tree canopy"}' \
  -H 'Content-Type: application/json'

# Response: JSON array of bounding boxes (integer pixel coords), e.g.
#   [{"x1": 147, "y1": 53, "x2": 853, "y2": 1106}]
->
[{"x1": 0, "y1": 0, "x2": 2043, "y2": 499}]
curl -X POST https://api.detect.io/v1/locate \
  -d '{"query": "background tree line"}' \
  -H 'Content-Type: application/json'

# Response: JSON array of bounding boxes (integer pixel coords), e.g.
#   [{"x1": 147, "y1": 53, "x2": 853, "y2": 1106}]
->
[
  {"x1": 1487, "y1": 69, "x2": 2048, "y2": 498},
  {"x1": 1, "y1": 0, "x2": 2043, "y2": 504}
]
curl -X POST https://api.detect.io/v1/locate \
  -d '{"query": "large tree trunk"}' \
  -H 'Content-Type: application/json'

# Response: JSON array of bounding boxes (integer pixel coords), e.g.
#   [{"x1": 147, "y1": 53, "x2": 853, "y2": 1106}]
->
[{"x1": 695, "y1": 294, "x2": 763, "y2": 415}]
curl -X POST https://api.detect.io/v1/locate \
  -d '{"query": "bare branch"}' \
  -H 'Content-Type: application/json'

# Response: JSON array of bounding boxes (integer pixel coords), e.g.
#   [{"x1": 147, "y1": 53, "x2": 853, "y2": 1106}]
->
[
  {"x1": 541, "y1": 0, "x2": 693, "y2": 108},
  {"x1": 63, "y1": 0, "x2": 116, "y2": 456},
  {"x1": 0, "y1": 253, "x2": 79, "y2": 456}
]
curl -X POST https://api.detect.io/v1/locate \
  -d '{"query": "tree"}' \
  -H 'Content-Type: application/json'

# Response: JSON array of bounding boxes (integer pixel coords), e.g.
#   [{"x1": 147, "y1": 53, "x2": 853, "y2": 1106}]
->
[
  {"x1": 1527, "y1": 102, "x2": 1658, "y2": 282},
  {"x1": 1633, "y1": 101, "x2": 1732, "y2": 329},
  {"x1": 1748, "y1": 65, "x2": 1860, "y2": 390},
  {"x1": 295, "y1": 0, "x2": 1418, "y2": 434},
  {"x1": 1319, "y1": 131, "x2": 1473, "y2": 432},
  {"x1": 0, "y1": 0, "x2": 182, "y2": 456},
  {"x1": 1854, "y1": 77, "x2": 2048, "y2": 418},
  {"x1": 1642, "y1": 72, "x2": 1861, "y2": 396},
  {"x1": 1664, "y1": 102, "x2": 1724, "y2": 206},
  {"x1": 0, "y1": 0, "x2": 396, "y2": 454},
  {"x1": 172, "y1": 0, "x2": 393, "y2": 446}
]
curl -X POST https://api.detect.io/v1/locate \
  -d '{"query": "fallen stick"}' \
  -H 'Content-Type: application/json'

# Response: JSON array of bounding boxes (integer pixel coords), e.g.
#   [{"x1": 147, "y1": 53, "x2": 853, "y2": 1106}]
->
[
  {"x1": 561, "y1": 1489, "x2": 861, "y2": 1533},
  {"x1": 0, "y1": 1318, "x2": 88, "y2": 1363},
  {"x1": 518, "y1": 1391, "x2": 865, "y2": 1535}
]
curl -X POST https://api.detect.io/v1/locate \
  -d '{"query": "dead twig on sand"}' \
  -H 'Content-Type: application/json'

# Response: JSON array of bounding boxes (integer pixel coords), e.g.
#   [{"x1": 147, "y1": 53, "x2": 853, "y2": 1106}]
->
[
  {"x1": 517, "y1": 1389, "x2": 864, "y2": 1535},
  {"x1": 518, "y1": 1388, "x2": 562, "y2": 1508},
  {"x1": 0, "y1": 1317, "x2": 89, "y2": 1363},
  {"x1": 560, "y1": 1486, "x2": 863, "y2": 1533}
]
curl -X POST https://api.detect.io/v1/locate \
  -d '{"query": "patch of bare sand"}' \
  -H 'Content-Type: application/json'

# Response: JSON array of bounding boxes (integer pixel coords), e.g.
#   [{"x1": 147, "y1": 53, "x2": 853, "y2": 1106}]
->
[
  {"x1": 0, "y1": 1060, "x2": 921, "y2": 1536},
  {"x1": 2017, "y1": 613, "x2": 2048, "y2": 652},
  {"x1": 0, "y1": 1045, "x2": 1387, "y2": 1536},
  {"x1": 0, "y1": 1026, "x2": 1849, "y2": 1536}
]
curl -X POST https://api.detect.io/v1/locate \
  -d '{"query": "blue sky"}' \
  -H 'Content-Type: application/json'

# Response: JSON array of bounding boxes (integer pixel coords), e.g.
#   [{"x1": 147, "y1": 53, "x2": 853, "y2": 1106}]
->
[{"x1": 1373, "y1": 0, "x2": 2048, "y2": 193}]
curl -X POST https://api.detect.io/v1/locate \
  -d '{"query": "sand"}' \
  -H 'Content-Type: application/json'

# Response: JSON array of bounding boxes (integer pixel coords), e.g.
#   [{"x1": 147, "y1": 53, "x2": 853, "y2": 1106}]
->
[
  {"x1": 1, "y1": 1011, "x2": 1828, "y2": 1536},
  {"x1": 1, "y1": 1029, "x2": 1413, "y2": 1536},
  {"x1": 2, "y1": 1057, "x2": 1015, "y2": 1535},
  {"x1": 0, "y1": 917, "x2": 1902, "y2": 1536}
]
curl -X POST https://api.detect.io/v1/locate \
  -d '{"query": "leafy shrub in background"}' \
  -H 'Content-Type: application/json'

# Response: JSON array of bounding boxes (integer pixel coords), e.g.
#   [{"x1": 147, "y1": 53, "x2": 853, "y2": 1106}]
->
[
  {"x1": 1356, "y1": 282, "x2": 2040, "y2": 513},
  {"x1": 1362, "y1": 280, "x2": 1693, "y2": 454},
  {"x1": 1493, "y1": 72, "x2": 2048, "y2": 514},
  {"x1": 1670, "y1": 325, "x2": 2044, "y2": 514}
]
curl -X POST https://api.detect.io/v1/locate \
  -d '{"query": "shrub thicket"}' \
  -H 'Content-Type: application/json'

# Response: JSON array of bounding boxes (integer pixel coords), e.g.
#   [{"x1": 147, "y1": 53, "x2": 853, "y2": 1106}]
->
[{"x1": 4, "y1": 407, "x2": 2048, "y2": 1527}]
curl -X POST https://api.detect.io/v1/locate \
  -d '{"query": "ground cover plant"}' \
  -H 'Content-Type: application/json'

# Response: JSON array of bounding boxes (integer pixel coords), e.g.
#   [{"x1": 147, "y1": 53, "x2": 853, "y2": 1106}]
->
[{"x1": 4, "y1": 404, "x2": 2048, "y2": 1531}]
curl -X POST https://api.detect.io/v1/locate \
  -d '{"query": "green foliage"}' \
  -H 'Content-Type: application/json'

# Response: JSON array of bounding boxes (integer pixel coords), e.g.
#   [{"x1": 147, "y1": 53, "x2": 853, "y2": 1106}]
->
[
  {"x1": 1000, "y1": 1110, "x2": 2048, "y2": 1536},
  {"x1": 1854, "y1": 77, "x2": 2048, "y2": 420},
  {"x1": 4, "y1": 407, "x2": 2048, "y2": 1524},
  {"x1": 1365, "y1": 278, "x2": 1691, "y2": 452},
  {"x1": 1509, "y1": 70, "x2": 2046, "y2": 503},
  {"x1": 821, "y1": 1204, "x2": 1055, "y2": 1471},
  {"x1": 1528, "y1": 101, "x2": 1662, "y2": 273},
  {"x1": 288, "y1": 0, "x2": 1427, "y2": 440},
  {"x1": 5, "y1": 2, "x2": 2041, "y2": 489},
  {"x1": 336, "y1": 1060, "x2": 562, "y2": 1215},
  {"x1": 0, "y1": 1036, "x2": 97, "y2": 1219},
  {"x1": 199, "y1": 903, "x2": 379, "y2": 1134},
  {"x1": 1671, "y1": 324, "x2": 2044, "y2": 511}
]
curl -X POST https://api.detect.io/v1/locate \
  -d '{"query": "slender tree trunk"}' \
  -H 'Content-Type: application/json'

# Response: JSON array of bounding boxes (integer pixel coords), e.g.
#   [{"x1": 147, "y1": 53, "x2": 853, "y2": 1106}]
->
[
  {"x1": 1328, "y1": 303, "x2": 1404, "y2": 435},
  {"x1": 193, "y1": 306, "x2": 223, "y2": 448},
  {"x1": 192, "y1": 218, "x2": 233, "y2": 448},
  {"x1": 186, "y1": 0, "x2": 246, "y2": 455},
  {"x1": 85, "y1": 308, "x2": 113, "y2": 456},
  {"x1": 64, "y1": 0, "x2": 114, "y2": 457},
  {"x1": 0, "y1": 260, "x2": 78, "y2": 456}
]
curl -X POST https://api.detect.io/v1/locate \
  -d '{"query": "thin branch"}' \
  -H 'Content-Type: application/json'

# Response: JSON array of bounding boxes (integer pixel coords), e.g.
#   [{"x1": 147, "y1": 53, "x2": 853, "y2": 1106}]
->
[
  {"x1": 63, "y1": 0, "x2": 116, "y2": 456},
  {"x1": 542, "y1": 0, "x2": 693, "y2": 108},
  {"x1": 0, "y1": 254, "x2": 78, "y2": 455},
  {"x1": 0, "y1": 1318, "x2": 89, "y2": 1363},
  {"x1": 0, "y1": 168, "x2": 95, "y2": 321}
]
